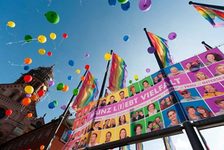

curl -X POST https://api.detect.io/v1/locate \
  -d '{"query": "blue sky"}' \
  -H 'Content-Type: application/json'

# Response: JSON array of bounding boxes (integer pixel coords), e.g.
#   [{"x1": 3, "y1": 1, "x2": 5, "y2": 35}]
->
[{"x1": 0, "y1": 0, "x2": 224, "y2": 149}]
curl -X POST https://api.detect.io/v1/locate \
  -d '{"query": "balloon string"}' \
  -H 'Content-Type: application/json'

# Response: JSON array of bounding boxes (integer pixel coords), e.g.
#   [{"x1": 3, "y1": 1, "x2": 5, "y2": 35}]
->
[
  {"x1": 8, "y1": 61, "x2": 25, "y2": 67},
  {"x1": 48, "y1": 0, "x2": 52, "y2": 7},
  {"x1": 58, "y1": 38, "x2": 64, "y2": 47},
  {"x1": 6, "y1": 38, "x2": 37, "y2": 45},
  {"x1": 216, "y1": 42, "x2": 224, "y2": 48}
]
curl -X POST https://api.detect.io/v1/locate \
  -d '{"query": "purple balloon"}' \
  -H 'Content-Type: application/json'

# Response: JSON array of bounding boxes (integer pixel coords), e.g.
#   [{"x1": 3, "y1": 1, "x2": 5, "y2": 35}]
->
[
  {"x1": 146, "y1": 68, "x2": 150, "y2": 73},
  {"x1": 147, "y1": 47, "x2": 155, "y2": 54},
  {"x1": 84, "y1": 53, "x2": 90, "y2": 58},
  {"x1": 60, "y1": 105, "x2": 67, "y2": 110},
  {"x1": 139, "y1": 0, "x2": 151, "y2": 12},
  {"x1": 48, "y1": 80, "x2": 55, "y2": 87},
  {"x1": 26, "y1": 94, "x2": 32, "y2": 98},
  {"x1": 168, "y1": 32, "x2": 177, "y2": 40}
]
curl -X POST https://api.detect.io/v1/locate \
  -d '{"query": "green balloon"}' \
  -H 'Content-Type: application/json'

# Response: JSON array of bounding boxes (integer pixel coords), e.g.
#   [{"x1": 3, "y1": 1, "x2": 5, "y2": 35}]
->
[
  {"x1": 53, "y1": 100, "x2": 58, "y2": 107},
  {"x1": 45, "y1": 11, "x2": 60, "y2": 24},
  {"x1": 118, "y1": 0, "x2": 129, "y2": 4},
  {"x1": 73, "y1": 88, "x2": 79, "y2": 96},
  {"x1": 24, "y1": 35, "x2": 32, "y2": 42},
  {"x1": 57, "y1": 83, "x2": 64, "y2": 90},
  {"x1": 129, "y1": 80, "x2": 132, "y2": 84}
]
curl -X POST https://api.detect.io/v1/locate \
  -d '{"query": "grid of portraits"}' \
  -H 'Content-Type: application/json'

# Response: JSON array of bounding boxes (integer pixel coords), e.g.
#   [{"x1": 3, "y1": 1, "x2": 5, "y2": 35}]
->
[{"x1": 68, "y1": 48, "x2": 224, "y2": 149}]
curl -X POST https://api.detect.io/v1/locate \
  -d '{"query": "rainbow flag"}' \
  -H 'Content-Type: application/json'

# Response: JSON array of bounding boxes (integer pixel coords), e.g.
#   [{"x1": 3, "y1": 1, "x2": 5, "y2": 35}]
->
[
  {"x1": 72, "y1": 71, "x2": 98, "y2": 109},
  {"x1": 108, "y1": 53, "x2": 128, "y2": 92},
  {"x1": 136, "y1": 143, "x2": 143, "y2": 150},
  {"x1": 193, "y1": 4, "x2": 224, "y2": 27},
  {"x1": 164, "y1": 137, "x2": 176, "y2": 150},
  {"x1": 147, "y1": 32, "x2": 173, "y2": 68}
]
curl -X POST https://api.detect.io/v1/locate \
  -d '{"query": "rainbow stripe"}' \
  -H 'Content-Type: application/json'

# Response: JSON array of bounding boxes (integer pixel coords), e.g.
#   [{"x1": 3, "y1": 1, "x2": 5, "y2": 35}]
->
[
  {"x1": 72, "y1": 71, "x2": 98, "y2": 109},
  {"x1": 108, "y1": 53, "x2": 128, "y2": 92},
  {"x1": 136, "y1": 143, "x2": 143, "y2": 150},
  {"x1": 147, "y1": 32, "x2": 173, "y2": 68},
  {"x1": 193, "y1": 4, "x2": 224, "y2": 27}
]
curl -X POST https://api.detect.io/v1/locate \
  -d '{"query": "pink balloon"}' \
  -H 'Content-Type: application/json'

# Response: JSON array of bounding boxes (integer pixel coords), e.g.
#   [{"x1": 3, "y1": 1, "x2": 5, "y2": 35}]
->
[
  {"x1": 139, "y1": 0, "x2": 152, "y2": 12},
  {"x1": 168, "y1": 32, "x2": 177, "y2": 40}
]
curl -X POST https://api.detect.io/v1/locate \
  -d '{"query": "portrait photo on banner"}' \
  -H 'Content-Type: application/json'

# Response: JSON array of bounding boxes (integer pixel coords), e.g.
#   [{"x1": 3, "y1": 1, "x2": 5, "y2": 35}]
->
[
  {"x1": 128, "y1": 82, "x2": 141, "y2": 97},
  {"x1": 180, "y1": 55, "x2": 204, "y2": 72},
  {"x1": 117, "y1": 113, "x2": 130, "y2": 126},
  {"x1": 205, "y1": 95, "x2": 224, "y2": 116},
  {"x1": 117, "y1": 88, "x2": 129, "y2": 101},
  {"x1": 131, "y1": 119, "x2": 146, "y2": 136},
  {"x1": 116, "y1": 124, "x2": 130, "y2": 140},
  {"x1": 207, "y1": 60, "x2": 224, "y2": 76},
  {"x1": 196, "y1": 82, "x2": 224, "y2": 99},
  {"x1": 181, "y1": 100, "x2": 214, "y2": 121},
  {"x1": 164, "y1": 63, "x2": 185, "y2": 78},
  {"x1": 162, "y1": 105, "x2": 181, "y2": 128},
  {"x1": 88, "y1": 131, "x2": 101, "y2": 147},
  {"x1": 130, "y1": 107, "x2": 146, "y2": 122},
  {"x1": 187, "y1": 67, "x2": 213, "y2": 82},
  {"x1": 151, "y1": 70, "x2": 165, "y2": 85},
  {"x1": 175, "y1": 88, "x2": 202, "y2": 103},
  {"x1": 106, "y1": 93, "x2": 119, "y2": 105},
  {"x1": 145, "y1": 112, "x2": 164, "y2": 133},
  {"x1": 198, "y1": 48, "x2": 224, "y2": 66},
  {"x1": 144, "y1": 101, "x2": 160, "y2": 117},
  {"x1": 159, "y1": 92, "x2": 177, "y2": 111},
  {"x1": 102, "y1": 117, "x2": 118, "y2": 129},
  {"x1": 139, "y1": 76, "x2": 154, "y2": 91},
  {"x1": 99, "y1": 128, "x2": 116, "y2": 144}
]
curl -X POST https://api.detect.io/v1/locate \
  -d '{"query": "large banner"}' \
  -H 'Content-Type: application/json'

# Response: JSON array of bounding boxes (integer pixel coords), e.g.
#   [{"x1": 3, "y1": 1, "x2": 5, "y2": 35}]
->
[{"x1": 64, "y1": 48, "x2": 224, "y2": 149}]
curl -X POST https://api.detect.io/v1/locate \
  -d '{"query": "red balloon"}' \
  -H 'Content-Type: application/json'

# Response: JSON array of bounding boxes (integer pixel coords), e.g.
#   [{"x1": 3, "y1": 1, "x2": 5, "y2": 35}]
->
[
  {"x1": 47, "y1": 51, "x2": 53, "y2": 56},
  {"x1": 62, "y1": 33, "x2": 68, "y2": 39},
  {"x1": 85, "y1": 64, "x2": 90, "y2": 70},
  {"x1": 37, "y1": 90, "x2": 45, "y2": 97},
  {"x1": 5, "y1": 109, "x2": 13, "y2": 116},
  {"x1": 92, "y1": 84, "x2": 95, "y2": 89},
  {"x1": 23, "y1": 75, "x2": 33, "y2": 83}
]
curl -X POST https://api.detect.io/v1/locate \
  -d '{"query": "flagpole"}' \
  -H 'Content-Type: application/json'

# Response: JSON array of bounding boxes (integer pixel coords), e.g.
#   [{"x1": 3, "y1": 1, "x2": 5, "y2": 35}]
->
[
  {"x1": 46, "y1": 68, "x2": 88, "y2": 149},
  {"x1": 86, "y1": 50, "x2": 113, "y2": 148},
  {"x1": 143, "y1": 28, "x2": 204, "y2": 150},
  {"x1": 202, "y1": 41, "x2": 213, "y2": 51},
  {"x1": 189, "y1": 1, "x2": 224, "y2": 11}
]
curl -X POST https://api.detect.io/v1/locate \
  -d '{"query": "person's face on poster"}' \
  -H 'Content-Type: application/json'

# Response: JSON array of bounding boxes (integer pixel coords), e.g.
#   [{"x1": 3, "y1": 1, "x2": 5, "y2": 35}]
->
[
  {"x1": 216, "y1": 64, "x2": 224, "y2": 74},
  {"x1": 204, "y1": 85, "x2": 216, "y2": 93},
  {"x1": 135, "y1": 111, "x2": 139, "y2": 116},
  {"x1": 119, "y1": 91, "x2": 125, "y2": 99},
  {"x1": 110, "y1": 118, "x2": 116, "y2": 126},
  {"x1": 110, "y1": 95, "x2": 115, "y2": 102},
  {"x1": 105, "y1": 132, "x2": 111, "y2": 142},
  {"x1": 119, "y1": 129, "x2": 127, "y2": 139},
  {"x1": 148, "y1": 122, "x2": 153, "y2": 129},
  {"x1": 185, "y1": 62, "x2": 191, "y2": 70},
  {"x1": 135, "y1": 125, "x2": 142, "y2": 135},
  {"x1": 188, "y1": 107, "x2": 196, "y2": 115},
  {"x1": 153, "y1": 76, "x2": 159, "y2": 83},
  {"x1": 105, "y1": 119, "x2": 110, "y2": 125},
  {"x1": 120, "y1": 115, "x2": 125, "y2": 124},
  {"x1": 165, "y1": 97, "x2": 172, "y2": 105},
  {"x1": 160, "y1": 99, "x2": 165, "y2": 105},
  {"x1": 90, "y1": 133, "x2": 97, "y2": 144},
  {"x1": 94, "y1": 122, "x2": 100, "y2": 128},
  {"x1": 139, "y1": 111, "x2": 144, "y2": 116},
  {"x1": 158, "y1": 72, "x2": 163, "y2": 78},
  {"x1": 206, "y1": 54, "x2": 216, "y2": 63},
  {"x1": 130, "y1": 86, "x2": 136, "y2": 94},
  {"x1": 217, "y1": 100, "x2": 224, "y2": 109},
  {"x1": 197, "y1": 107, "x2": 206, "y2": 114},
  {"x1": 148, "y1": 104, "x2": 155, "y2": 113},
  {"x1": 132, "y1": 113, "x2": 136, "y2": 119},
  {"x1": 170, "y1": 67, "x2": 179, "y2": 75},
  {"x1": 102, "y1": 99, "x2": 106, "y2": 105},
  {"x1": 180, "y1": 90, "x2": 191, "y2": 99},
  {"x1": 168, "y1": 110, "x2": 178, "y2": 123},
  {"x1": 143, "y1": 81, "x2": 150, "y2": 89},
  {"x1": 155, "y1": 117, "x2": 161, "y2": 124}
]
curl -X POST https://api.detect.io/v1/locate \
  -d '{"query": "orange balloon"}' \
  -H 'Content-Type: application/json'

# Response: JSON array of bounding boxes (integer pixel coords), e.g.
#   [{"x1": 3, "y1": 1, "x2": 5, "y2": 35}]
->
[
  {"x1": 22, "y1": 97, "x2": 31, "y2": 106},
  {"x1": 81, "y1": 76, "x2": 85, "y2": 81},
  {"x1": 27, "y1": 112, "x2": 33, "y2": 118},
  {"x1": 24, "y1": 57, "x2": 32, "y2": 64},
  {"x1": 40, "y1": 145, "x2": 45, "y2": 150},
  {"x1": 62, "y1": 85, "x2": 69, "y2": 92},
  {"x1": 31, "y1": 94, "x2": 39, "y2": 101}
]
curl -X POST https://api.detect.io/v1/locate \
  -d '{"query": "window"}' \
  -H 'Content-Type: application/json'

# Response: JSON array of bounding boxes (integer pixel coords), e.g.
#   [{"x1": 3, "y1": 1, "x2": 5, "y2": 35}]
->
[{"x1": 61, "y1": 130, "x2": 71, "y2": 143}]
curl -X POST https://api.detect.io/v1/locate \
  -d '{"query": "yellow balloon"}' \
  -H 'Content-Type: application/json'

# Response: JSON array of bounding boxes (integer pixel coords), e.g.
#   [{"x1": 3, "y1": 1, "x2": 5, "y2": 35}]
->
[
  {"x1": 38, "y1": 48, "x2": 46, "y2": 55},
  {"x1": 134, "y1": 75, "x2": 139, "y2": 81},
  {"x1": 104, "y1": 53, "x2": 111, "y2": 61},
  {"x1": 7, "y1": 21, "x2": 16, "y2": 28},
  {"x1": 75, "y1": 69, "x2": 81, "y2": 74},
  {"x1": 49, "y1": 32, "x2": 57, "y2": 40},
  {"x1": 24, "y1": 85, "x2": 34, "y2": 94},
  {"x1": 37, "y1": 35, "x2": 47, "y2": 44}
]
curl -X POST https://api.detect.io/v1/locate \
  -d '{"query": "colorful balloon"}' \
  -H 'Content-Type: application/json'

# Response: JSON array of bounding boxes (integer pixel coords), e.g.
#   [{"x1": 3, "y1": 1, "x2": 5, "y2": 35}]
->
[
  {"x1": 40, "y1": 145, "x2": 45, "y2": 150},
  {"x1": 134, "y1": 75, "x2": 139, "y2": 81},
  {"x1": 38, "y1": 48, "x2": 46, "y2": 55},
  {"x1": 26, "y1": 94, "x2": 32, "y2": 98},
  {"x1": 104, "y1": 53, "x2": 111, "y2": 61},
  {"x1": 5, "y1": 109, "x2": 13, "y2": 116},
  {"x1": 118, "y1": 0, "x2": 129, "y2": 4},
  {"x1": 27, "y1": 113, "x2": 33, "y2": 118},
  {"x1": 31, "y1": 94, "x2": 39, "y2": 101},
  {"x1": 45, "y1": 11, "x2": 60, "y2": 24},
  {"x1": 53, "y1": 100, "x2": 59, "y2": 107},
  {"x1": 24, "y1": 58, "x2": 32, "y2": 65},
  {"x1": 168, "y1": 32, "x2": 177, "y2": 40},
  {"x1": 24, "y1": 65, "x2": 30, "y2": 71},
  {"x1": 62, "y1": 85, "x2": 69, "y2": 92},
  {"x1": 24, "y1": 85, "x2": 34, "y2": 94},
  {"x1": 67, "y1": 75, "x2": 72, "y2": 81},
  {"x1": 139, "y1": 0, "x2": 152, "y2": 12},
  {"x1": 48, "y1": 102, "x2": 55, "y2": 109},
  {"x1": 37, "y1": 90, "x2": 45, "y2": 97},
  {"x1": 22, "y1": 97, "x2": 31, "y2": 106},
  {"x1": 48, "y1": 80, "x2": 55, "y2": 87},
  {"x1": 47, "y1": 51, "x2": 53, "y2": 56},
  {"x1": 123, "y1": 35, "x2": 129, "y2": 41},
  {"x1": 68, "y1": 60, "x2": 74, "y2": 66},
  {"x1": 121, "y1": 1, "x2": 130, "y2": 11},
  {"x1": 37, "y1": 35, "x2": 47, "y2": 44},
  {"x1": 73, "y1": 88, "x2": 79, "y2": 96},
  {"x1": 23, "y1": 75, "x2": 33, "y2": 83},
  {"x1": 85, "y1": 64, "x2": 90, "y2": 70},
  {"x1": 129, "y1": 80, "x2": 132, "y2": 84},
  {"x1": 146, "y1": 68, "x2": 150, "y2": 73},
  {"x1": 49, "y1": 32, "x2": 57, "y2": 40},
  {"x1": 84, "y1": 53, "x2": 90, "y2": 58},
  {"x1": 7, "y1": 21, "x2": 16, "y2": 28},
  {"x1": 108, "y1": 0, "x2": 116, "y2": 6},
  {"x1": 75, "y1": 69, "x2": 81, "y2": 74},
  {"x1": 147, "y1": 47, "x2": 155, "y2": 54},
  {"x1": 57, "y1": 83, "x2": 64, "y2": 90},
  {"x1": 81, "y1": 76, "x2": 85, "y2": 81},
  {"x1": 60, "y1": 105, "x2": 67, "y2": 110},
  {"x1": 62, "y1": 33, "x2": 68, "y2": 39},
  {"x1": 24, "y1": 35, "x2": 33, "y2": 42}
]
